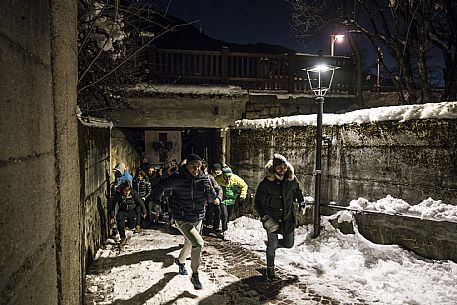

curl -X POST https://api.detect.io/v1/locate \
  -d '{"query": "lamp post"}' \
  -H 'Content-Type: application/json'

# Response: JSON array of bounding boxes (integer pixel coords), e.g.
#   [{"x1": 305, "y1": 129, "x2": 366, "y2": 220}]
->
[
  {"x1": 330, "y1": 34, "x2": 345, "y2": 56},
  {"x1": 376, "y1": 47, "x2": 383, "y2": 92},
  {"x1": 304, "y1": 64, "x2": 339, "y2": 238}
]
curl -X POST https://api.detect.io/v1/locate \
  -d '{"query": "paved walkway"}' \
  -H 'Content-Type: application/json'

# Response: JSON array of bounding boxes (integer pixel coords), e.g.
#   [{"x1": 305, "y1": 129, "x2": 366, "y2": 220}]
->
[{"x1": 84, "y1": 225, "x2": 367, "y2": 305}]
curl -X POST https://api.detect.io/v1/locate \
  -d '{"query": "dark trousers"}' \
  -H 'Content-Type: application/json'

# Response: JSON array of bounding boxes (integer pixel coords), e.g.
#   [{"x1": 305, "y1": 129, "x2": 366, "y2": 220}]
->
[
  {"x1": 206, "y1": 204, "x2": 222, "y2": 231},
  {"x1": 116, "y1": 209, "x2": 136, "y2": 239},
  {"x1": 135, "y1": 206, "x2": 142, "y2": 226},
  {"x1": 220, "y1": 204, "x2": 235, "y2": 231},
  {"x1": 204, "y1": 203, "x2": 214, "y2": 225},
  {"x1": 266, "y1": 231, "x2": 294, "y2": 267}
]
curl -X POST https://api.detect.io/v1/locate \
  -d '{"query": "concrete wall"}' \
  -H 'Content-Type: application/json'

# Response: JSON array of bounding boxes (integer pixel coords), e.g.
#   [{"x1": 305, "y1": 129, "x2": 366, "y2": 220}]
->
[
  {"x1": 230, "y1": 119, "x2": 457, "y2": 261},
  {"x1": 78, "y1": 125, "x2": 111, "y2": 272},
  {"x1": 230, "y1": 119, "x2": 457, "y2": 206},
  {"x1": 0, "y1": 0, "x2": 80, "y2": 304}
]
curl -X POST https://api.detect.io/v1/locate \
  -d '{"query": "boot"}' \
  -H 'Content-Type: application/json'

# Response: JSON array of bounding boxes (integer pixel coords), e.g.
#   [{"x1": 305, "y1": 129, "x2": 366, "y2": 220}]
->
[
  {"x1": 134, "y1": 225, "x2": 141, "y2": 234},
  {"x1": 174, "y1": 258, "x2": 188, "y2": 275},
  {"x1": 266, "y1": 266, "x2": 275, "y2": 281},
  {"x1": 191, "y1": 272, "x2": 202, "y2": 290},
  {"x1": 119, "y1": 238, "x2": 126, "y2": 251}
]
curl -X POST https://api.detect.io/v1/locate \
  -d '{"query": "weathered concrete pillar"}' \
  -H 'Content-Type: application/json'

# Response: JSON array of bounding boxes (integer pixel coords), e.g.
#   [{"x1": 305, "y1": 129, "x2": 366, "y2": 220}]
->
[{"x1": 0, "y1": 0, "x2": 80, "y2": 304}]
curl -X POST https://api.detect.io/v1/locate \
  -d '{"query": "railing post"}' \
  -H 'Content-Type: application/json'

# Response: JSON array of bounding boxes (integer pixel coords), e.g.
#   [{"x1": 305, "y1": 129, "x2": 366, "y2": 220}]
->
[
  {"x1": 221, "y1": 46, "x2": 229, "y2": 84},
  {"x1": 287, "y1": 51, "x2": 296, "y2": 93},
  {"x1": 147, "y1": 44, "x2": 156, "y2": 81}
]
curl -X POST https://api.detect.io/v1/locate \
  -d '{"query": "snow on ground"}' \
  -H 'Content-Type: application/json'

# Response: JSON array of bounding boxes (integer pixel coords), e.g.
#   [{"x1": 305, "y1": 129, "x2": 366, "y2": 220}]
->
[
  {"x1": 87, "y1": 195, "x2": 457, "y2": 305},
  {"x1": 226, "y1": 209, "x2": 457, "y2": 305}
]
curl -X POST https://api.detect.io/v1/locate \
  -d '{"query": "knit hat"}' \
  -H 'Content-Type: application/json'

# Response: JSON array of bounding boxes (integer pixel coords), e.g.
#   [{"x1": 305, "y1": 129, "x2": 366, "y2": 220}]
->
[
  {"x1": 222, "y1": 167, "x2": 233, "y2": 177},
  {"x1": 272, "y1": 153, "x2": 287, "y2": 168},
  {"x1": 213, "y1": 163, "x2": 222, "y2": 171},
  {"x1": 185, "y1": 153, "x2": 202, "y2": 164}
]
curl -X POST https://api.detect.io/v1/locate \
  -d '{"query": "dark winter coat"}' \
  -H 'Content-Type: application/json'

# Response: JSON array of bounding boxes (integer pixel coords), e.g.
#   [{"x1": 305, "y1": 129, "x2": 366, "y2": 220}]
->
[
  {"x1": 133, "y1": 178, "x2": 152, "y2": 201},
  {"x1": 152, "y1": 166, "x2": 217, "y2": 222},
  {"x1": 112, "y1": 189, "x2": 147, "y2": 217},
  {"x1": 254, "y1": 160, "x2": 304, "y2": 234}
]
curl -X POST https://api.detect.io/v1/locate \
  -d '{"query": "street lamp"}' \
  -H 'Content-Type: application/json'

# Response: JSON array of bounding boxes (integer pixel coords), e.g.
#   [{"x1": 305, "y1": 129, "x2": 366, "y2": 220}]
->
[
  {"x1": 376, "y1": 46, "x2": 384, "y2": 92},
  {"x1": 303, "y1": 63, "x2": 339, "y2": 238},
  {"x1": 330, "y1": 34, "x2": 345, "y2": 56}
]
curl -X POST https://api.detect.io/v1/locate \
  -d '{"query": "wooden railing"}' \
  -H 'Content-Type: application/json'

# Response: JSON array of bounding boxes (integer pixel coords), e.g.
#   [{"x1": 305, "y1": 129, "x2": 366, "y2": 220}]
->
[{"x1": 147, "y1": 46, "x2": 354, "y2": 94}]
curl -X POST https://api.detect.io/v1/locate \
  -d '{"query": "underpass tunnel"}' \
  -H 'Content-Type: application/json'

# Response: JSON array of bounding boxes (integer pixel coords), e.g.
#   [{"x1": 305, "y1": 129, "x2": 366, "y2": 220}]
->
[{"x1": 119, "y1": 127, "x2": 224, "y2": 171}]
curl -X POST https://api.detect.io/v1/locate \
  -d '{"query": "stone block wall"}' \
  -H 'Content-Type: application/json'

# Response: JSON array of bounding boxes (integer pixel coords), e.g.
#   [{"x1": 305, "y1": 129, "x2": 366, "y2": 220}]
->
[
  {"x1": 245, "y1": 93, "x2": 357, "y2": 119},
  {"x1": 111, "y1": 128, "x2": 141, "y2": 178},
  {"x1": 1, "y1": 0, "x2": 80, "y2": 304},
  {"x1": 78, "y1": 125, "x2": 111, "y2": 272}
]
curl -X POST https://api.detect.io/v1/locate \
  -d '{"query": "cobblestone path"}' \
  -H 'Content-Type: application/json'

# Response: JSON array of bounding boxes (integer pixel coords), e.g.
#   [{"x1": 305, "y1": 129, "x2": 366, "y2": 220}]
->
[
  {"x1": 84, "y1": 226, "x2": 369, "y2": 305},
  {"x1": 200, "y1": 230, "x2": 367, "y2": 305}
]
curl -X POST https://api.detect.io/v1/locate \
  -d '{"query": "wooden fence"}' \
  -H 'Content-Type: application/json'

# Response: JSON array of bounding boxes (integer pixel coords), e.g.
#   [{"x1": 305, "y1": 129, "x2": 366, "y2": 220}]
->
[{"x1": 147, "y1": 46, "x2": 354, "y2": 94}]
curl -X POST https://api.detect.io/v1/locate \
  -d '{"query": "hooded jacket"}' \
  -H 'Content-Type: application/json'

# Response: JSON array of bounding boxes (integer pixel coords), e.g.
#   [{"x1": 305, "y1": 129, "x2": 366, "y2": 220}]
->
[
  {"x1": 215, "y1": 173, "x2": 248, "y2": 205},
  {"x1": 254, "y1": 158, "x2": 304, "y2": 234},
  {"x1": 152, "y1": 166, "x2": 217, "y2": 222}
]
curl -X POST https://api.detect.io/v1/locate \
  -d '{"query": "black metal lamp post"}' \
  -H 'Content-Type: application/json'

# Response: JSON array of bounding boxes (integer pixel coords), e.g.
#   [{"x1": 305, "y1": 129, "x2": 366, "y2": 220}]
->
[{"x1": 303, "y1": 64, "x2": 339, "y2": 238}]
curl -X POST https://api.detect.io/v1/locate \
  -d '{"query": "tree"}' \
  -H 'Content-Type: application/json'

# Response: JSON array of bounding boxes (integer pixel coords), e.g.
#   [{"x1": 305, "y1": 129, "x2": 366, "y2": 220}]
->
[
  {"x1": 288, "y1": 0, "x2": 456, "y2": 104},
  {"x1": 77, "y1": 0, "x2": 192, "y2": 114}
]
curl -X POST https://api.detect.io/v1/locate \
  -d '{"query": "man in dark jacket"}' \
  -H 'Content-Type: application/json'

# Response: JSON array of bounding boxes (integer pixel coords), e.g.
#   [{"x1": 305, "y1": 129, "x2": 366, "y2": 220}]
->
[
  {"x1": 151, "y1": 154, "x2": 219, "y2": 289},
  {"x1": 254, "y1": 153, "x2": 304, "y2": 281}
]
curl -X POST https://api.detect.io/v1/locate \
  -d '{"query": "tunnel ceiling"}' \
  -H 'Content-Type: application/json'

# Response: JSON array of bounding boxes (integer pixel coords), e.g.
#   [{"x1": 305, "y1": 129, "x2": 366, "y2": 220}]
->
[{"x1": 106, "y1": 84, "x2": 249, "y2": 128}]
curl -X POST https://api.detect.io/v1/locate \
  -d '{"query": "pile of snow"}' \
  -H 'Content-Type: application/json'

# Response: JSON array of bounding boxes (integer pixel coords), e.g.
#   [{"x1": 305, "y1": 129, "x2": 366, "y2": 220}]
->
[
  {"x1": 235, "y1": 101, "x2": 457, "y2": 129},
  {"x1": 348, "y1": 195, "x2": 457, "y2": 222}
]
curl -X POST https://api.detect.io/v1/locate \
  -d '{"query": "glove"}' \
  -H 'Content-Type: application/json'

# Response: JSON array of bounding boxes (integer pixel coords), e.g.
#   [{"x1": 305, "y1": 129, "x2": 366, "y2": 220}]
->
[{"x1": 238, "y1": 197, "x2": 245, "y2": 207}]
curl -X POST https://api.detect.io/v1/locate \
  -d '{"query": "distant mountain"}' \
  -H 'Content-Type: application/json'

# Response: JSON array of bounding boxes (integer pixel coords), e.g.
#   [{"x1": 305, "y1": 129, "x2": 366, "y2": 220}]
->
[{"x1": 153, "y1": 11, "x2": 292, "y2": 54}]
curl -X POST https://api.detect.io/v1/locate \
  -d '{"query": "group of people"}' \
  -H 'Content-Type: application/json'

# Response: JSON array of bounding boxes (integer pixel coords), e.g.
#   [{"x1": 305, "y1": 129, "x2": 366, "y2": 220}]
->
[
  {"x1": 109, "y1": 152, "x2": 305, "y2": 289},
  {"x1": 109, "y1": 161, "x2": 176, "y2": 248}
]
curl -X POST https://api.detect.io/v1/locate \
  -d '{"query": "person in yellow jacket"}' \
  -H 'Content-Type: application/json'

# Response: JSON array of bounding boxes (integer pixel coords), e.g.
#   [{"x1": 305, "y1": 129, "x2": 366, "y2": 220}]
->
[{"x1": 215, "y1": 167, "x2": 248, "y2": 238}]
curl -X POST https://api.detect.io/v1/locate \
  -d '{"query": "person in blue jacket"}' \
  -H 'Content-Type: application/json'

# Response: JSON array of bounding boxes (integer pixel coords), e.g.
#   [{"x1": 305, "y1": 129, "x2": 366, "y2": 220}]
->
[{"x1": 151, "y1": 154, "x2": 219, "y2": 290}]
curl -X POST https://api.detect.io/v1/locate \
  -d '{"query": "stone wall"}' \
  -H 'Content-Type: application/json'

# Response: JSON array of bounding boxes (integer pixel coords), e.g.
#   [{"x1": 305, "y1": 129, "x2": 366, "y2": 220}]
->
[
  {"x1": 245, "y1": 93, "x2": 357, "y2": 119},
  {"x1": 230, "y1": 119, "x2": 457, "y2": 261},
  {"x1": 0, "y1": 0, "x2": 80, "y2": 304},
  {"x1": 111, "y1": 128, "x2": 141, "y2": 177},
  {"x1": 78, "y1": 125, "x2": 111, "y2": 272}
]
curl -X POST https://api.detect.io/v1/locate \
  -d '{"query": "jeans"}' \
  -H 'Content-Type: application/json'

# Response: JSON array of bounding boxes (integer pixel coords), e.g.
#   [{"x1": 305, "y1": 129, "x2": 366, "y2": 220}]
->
[
  {"x1": 266, "y1": 231, "x2": 294, "y2": 267},
  {"x1": 176, "y1": 220, "x2": 204, "y2": 274}
]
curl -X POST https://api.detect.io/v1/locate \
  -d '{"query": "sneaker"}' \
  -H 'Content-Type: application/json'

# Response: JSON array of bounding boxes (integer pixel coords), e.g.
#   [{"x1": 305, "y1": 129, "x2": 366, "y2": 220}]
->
[
  {"x1": 191, "y1": 272, "x2": 202, "y2": 290},
  {"x1": 266, "y1": 266, "x2": 275, "y2": 281},
  {"x1": 134, "y1": 225, "x2": 141, "y2": 234},
  {"x1": 119, "y1": 238, "x2": 126, "y2": 251},
  {"x1": 174, "y1": 258, "x2": 188, "y2": 275}
]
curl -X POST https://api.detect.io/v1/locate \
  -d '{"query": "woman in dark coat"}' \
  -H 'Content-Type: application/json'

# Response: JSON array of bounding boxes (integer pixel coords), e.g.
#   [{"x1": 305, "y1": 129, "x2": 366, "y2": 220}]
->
[
  {"x1": 255, "y1": 153, "x2": 304, "y2": 281},
  {"x1": 111, "y1": 182, "x2": 147, "y2": 250}
]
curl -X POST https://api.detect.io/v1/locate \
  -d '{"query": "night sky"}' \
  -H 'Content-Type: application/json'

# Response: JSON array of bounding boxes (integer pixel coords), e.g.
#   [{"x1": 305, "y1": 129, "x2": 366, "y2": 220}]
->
[{"x1": 154, "y1": 0, "x2": 332, "y2": 53}]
